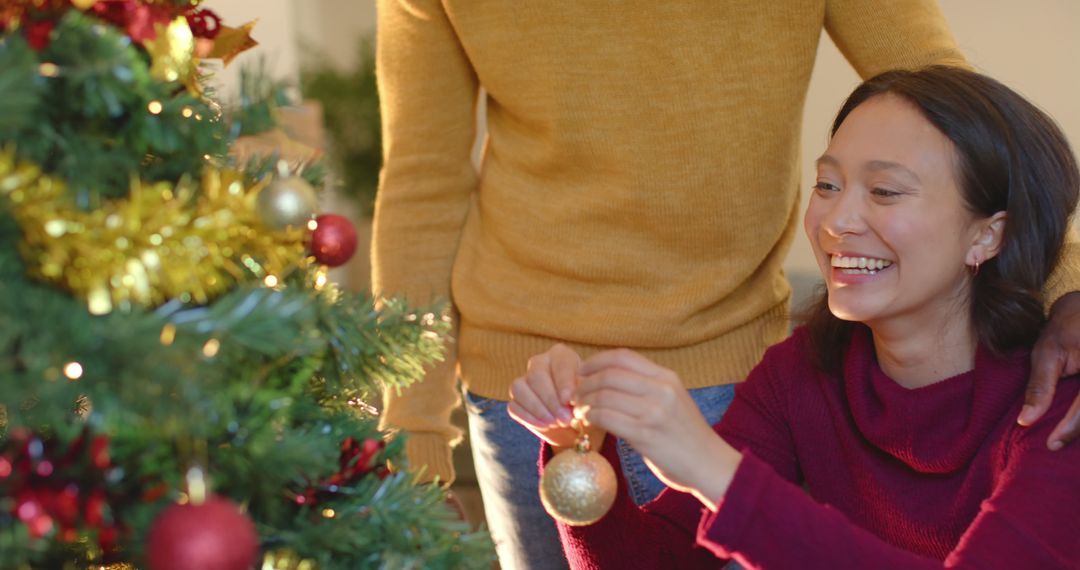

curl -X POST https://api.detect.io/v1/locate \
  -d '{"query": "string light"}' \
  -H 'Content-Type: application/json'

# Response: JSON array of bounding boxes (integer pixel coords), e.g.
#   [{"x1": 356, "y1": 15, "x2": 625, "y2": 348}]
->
[
  {"x1": 186, "y1": 466, "x2": 207, "y2": 505},
  {"x1": 347, "y1": 397, "x2": 378, "y2": 415},
  {"x1": 147, "y1": 100, "x2": 164, "y2": 115},
  {"x1": 38, "y1": 63, "x2": 60, "y2": 77},
  {"x1": 202, "y1": 338, "x2": 221, "y2": 358},
  {"x1": 160, "y1": 323, "x2": 177, "y2": 346},
  {"x1": 63, "y1": 361, "x2": 83, "y2": 380}
]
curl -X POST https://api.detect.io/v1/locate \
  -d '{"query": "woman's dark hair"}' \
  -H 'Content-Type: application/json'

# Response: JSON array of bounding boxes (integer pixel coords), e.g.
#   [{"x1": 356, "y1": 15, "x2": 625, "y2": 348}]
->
[{"x1": 802, "y1": 65, "x2": 1080, "y2": 373}]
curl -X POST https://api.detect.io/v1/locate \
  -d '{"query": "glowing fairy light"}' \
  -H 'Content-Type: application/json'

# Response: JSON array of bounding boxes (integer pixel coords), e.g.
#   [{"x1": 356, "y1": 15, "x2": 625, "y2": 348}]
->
[
  {"x1": 202, "y1": 338, "x2": 221, "y2": 358},
  {"x1": 63, "y1": 361, "x2": 83, "y2": 380}
]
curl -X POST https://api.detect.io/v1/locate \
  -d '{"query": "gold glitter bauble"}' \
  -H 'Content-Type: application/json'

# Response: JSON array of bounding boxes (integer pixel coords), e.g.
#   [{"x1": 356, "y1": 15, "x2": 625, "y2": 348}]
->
[
  {"x1": 539, "y1": 436, "x2": 617, "y2": 526},
  {"x1": 256, "y1": 176, "x2": 319, "y2": 230}
]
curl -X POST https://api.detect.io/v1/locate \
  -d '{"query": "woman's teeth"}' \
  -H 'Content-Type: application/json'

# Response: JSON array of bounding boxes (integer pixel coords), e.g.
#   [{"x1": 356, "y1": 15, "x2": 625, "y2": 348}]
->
[{"x1": 831, "y1": 255, "x2": 893, "y2": 274}]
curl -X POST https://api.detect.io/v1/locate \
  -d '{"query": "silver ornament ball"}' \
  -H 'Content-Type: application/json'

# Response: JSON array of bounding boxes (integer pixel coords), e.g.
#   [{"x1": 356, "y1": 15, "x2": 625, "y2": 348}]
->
[{"x1": 256, "y1": 176, "x2": 319, "y2": 230}]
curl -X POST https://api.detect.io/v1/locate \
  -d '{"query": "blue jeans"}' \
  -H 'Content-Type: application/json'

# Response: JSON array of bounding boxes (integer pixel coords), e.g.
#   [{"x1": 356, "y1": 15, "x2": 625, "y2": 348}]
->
[{"x1": 464, "y1": 384, "x2": 737, "y2": 570}]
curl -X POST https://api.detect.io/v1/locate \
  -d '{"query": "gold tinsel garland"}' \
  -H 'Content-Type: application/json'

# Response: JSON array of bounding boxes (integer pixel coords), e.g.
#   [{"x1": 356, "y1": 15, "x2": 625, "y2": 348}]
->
[
  {"x1": 0, "y1": 148, "x2": 309, "y2": 314},
  {"x1": 261, "y1": 549, "x2": 319, "y2": 570},
  {"x1": 92, "y1": 549, "x2": 319, "y2": 570}
]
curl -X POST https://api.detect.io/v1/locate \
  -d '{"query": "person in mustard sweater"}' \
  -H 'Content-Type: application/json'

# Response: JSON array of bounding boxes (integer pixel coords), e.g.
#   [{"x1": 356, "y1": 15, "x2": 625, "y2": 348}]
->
[{"x1": 371, "y1": 2, "x2": 1080, "y2": 568}]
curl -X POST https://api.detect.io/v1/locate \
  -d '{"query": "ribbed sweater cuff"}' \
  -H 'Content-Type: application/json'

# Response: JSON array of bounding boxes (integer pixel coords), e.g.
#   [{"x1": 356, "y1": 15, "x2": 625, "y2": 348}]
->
[
  {"x1": 401, "y1": 433, "x2": 456, "y2": 485},
  {"x1": 461, "y1": 303, "x2": 788, "y2": 399},
  {"x1": 695, "y1": 451, "x2": 771, "y2": 559},
  {"x1": 1045, "y1": 238, "x2": 1080, "y2": 311}
]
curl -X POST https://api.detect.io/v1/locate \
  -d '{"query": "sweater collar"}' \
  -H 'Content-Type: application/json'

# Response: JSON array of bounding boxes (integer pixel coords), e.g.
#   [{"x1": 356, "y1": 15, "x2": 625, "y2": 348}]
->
[{"x1": 843, "y1": 326, "x2": 1028, "y2": 474}]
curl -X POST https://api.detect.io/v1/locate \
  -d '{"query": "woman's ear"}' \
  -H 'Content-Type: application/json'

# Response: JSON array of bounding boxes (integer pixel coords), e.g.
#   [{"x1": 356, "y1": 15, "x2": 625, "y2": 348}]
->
[{"x1": 968, "y1": 211, "x2": 1007, "y2": 265}]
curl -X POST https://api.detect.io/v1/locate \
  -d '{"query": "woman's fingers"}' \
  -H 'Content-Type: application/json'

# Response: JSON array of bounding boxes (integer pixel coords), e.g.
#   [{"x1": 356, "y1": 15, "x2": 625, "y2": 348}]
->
[
  {"x1": 548, "y1": 343, "x2": 582, "y2": 406},
  {"x1": 509, "y1": 396, "x2": 580, "y2": 449},
  {"x1": 509, "y1": 375, "x2": 557, "y2": 427},
  {"x1": 577, "y1": 404, "x2": 642, "y2": 443},
  {"x1": 575, "y1": 385, "x2": 651, "y2": 417},
  {"x1": 525, "y1": 352, "x2": 574, "y2": 424},
  {"x1": 576, "y1": 367, "x2": 672, "y2": 401},
  {"x1": 575, "y1": 361, "x2": 695, "y2": 451},
  {"x1": 507, "y1": 397, "x2": 545, "y2": 428}
]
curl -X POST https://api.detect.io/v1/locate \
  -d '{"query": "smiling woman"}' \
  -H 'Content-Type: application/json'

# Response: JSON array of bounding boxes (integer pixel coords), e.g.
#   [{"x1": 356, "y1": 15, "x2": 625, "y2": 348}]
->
[
  {"x1": 512, "y1": 66, "x2": 1080, "y2": 569},
  {"x1": 805, "y1": 94, "x2": 1007, "y2": 386},
  {"x1": 803, "y1": 67, "x2": 1078, "y2": 381}
]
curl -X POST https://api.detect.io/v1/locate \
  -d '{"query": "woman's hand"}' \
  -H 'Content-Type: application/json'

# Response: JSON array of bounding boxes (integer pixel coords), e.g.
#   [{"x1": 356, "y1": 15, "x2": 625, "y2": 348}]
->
[
  {"x1": 574, "y1": 349, "x2": 741, "y2": 509},
  {"x1": 508, "y1": 344, "x2": 586, "y2": 449}
]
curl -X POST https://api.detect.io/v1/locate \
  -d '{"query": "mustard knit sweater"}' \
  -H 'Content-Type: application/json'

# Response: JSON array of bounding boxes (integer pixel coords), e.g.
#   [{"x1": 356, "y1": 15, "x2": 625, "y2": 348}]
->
[{"x1": 372, "y1": 0, "x2": 1079, "y2": 483}]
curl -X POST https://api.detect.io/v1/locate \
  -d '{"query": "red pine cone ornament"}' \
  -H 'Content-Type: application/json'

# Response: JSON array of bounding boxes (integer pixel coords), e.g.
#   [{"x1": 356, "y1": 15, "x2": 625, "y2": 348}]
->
[
  {"x1": 292, "y1": 436, "x2": 386, "y2": 507},
  {"x1": 310, "y1": 214, "x2": 358, "y2": 267},
  {"x1": 146, "y1": 495, "x2": 258, "y2": 570},
  {"x1": 0, "y1": 428, "x2": 121, "y2": 553}
]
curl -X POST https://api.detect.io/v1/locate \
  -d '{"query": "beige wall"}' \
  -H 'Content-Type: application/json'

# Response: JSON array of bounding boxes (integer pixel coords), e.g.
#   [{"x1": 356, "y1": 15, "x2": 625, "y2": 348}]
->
[
  {"x1": 201, "y1": 0, "x2": 303, "y2": 101},
  {"x1": 293, "y1": 0, "x2": 377, "y2": 71},
  {"x1": 198, "y1": 1, "x2": 377, "y2": 97}
]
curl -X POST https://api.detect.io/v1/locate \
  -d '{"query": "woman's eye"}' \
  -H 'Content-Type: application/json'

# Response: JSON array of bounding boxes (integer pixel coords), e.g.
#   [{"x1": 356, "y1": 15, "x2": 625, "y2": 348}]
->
[
  {"x1": 813, "y1": 182, "x2": 839, "y2": 193},
  {"x1": 872, "y1": 188, "x2": 902, "y2": 198}
]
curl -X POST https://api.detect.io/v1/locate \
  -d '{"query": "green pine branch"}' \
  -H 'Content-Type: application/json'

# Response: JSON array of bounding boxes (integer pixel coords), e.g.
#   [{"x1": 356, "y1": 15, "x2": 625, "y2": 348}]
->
[
  {"x1": 0, "y1": 35, "x2": 41, "y2": 133},
  {"x1": 0, "y1": 8, "x2": 495, "y2": 568},
  {"x1": 0, "y1": 11, "x2": 230, "y2": 204}
]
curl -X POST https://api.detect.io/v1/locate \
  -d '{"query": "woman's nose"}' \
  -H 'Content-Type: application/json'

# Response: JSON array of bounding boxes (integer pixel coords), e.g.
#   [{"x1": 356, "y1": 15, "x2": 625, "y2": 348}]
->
[{"x1": 821, "y1": 189, "x2": 867, "y2": 237}]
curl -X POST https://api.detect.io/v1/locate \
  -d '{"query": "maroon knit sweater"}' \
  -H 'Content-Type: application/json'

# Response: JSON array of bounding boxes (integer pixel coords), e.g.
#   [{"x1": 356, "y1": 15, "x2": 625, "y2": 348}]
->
[{"x1": 544, "y1": 326, "x2": 1080, "y2": 569}]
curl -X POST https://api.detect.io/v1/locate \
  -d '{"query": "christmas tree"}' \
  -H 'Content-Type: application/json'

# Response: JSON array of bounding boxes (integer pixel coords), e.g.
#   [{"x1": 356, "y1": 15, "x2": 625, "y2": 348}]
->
[{"x1": 0, "y1": 2, "x2": 494, "y2": 568}]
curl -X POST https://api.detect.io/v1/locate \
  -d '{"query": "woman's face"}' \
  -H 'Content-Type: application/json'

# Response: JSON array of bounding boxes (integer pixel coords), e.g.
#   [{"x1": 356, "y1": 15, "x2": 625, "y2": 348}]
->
[{"x1": 804, "y1": 94, "x2": 987, "y2": 332}]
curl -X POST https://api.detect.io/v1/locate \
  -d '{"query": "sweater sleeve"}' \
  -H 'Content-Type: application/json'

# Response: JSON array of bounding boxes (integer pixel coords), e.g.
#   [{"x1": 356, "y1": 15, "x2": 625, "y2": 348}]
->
[
  {"x1": 697, "y1": 381, "x2": 1080, "y2": 570},
  {"x1": 714, "y1": 345, "x2": 802, "y2": 484},
  {"x1": 823, "y1": 0, "x2": 968, "y2": 78},
  {"x1": 373, "y1": 0, "x2": 480, "y2": 484},
  {"x1": 1044, "y1": 230, "x2": 1080, "y2": 310}
]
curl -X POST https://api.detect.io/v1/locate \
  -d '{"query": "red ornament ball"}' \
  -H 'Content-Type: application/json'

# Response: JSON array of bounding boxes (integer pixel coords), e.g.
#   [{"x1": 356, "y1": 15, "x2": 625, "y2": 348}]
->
[
  {"x1": 310, "y1": 214, "x2": 358, "y2": 267},
  {"x1": 145, "y1": 495, "x2": 258, "y2": 570}
]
